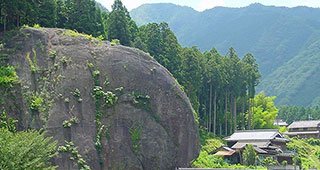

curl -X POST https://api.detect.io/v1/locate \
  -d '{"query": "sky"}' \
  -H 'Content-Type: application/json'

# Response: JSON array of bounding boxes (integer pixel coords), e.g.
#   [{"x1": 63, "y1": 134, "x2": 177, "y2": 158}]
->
[{"x1": 96, "y1": 0, "x2": 320, "y2": 11}]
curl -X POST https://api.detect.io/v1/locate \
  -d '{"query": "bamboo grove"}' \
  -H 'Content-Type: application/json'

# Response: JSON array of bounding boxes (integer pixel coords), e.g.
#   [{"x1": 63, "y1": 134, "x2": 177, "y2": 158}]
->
[{"x1": 1, "y1": 0, "x2": 261, "y2": 135}]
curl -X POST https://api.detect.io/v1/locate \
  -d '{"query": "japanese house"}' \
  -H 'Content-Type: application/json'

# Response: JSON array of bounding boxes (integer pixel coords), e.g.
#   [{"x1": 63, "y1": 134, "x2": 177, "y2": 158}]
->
[
  {"x1": 216, "y1": 129, "x2": 293, "y2": 164},
  {"x1": 284, "y1": 120, "x2": 320, "y2": 138}
]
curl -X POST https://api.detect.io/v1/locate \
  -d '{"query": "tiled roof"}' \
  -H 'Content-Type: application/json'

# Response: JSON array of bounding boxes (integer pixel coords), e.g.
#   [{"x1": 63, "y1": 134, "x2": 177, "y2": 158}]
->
[
  {"x1": 231, "y1": 141, "x2": 270, "y2": 149},
  {"x1": 288, "y1": 120, "x2": 320, "y2": 129},
  {"x1": 224, "y1": 129, "x2": 281, "y2": 141}
]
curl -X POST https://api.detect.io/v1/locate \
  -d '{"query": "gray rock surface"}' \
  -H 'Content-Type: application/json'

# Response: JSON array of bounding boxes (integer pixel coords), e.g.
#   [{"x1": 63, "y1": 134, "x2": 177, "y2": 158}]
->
[{"x1": 0, "y1": 27, "x2": 199, "y2": 170}]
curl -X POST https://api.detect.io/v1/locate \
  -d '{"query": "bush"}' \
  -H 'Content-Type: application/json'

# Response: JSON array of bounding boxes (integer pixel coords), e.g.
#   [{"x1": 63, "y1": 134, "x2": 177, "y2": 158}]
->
[
  {"x1": 287, "y1": 138, "x2": 320, "y2": 169},
  {"x1": 110, "y1": 39, "x2": 120, "y2": 46},
  {"x1": 202, "y1": 138, "x2": 223, "y2": 154},
  {"x1": 0, "y1": 110, "x2": 18, "y2": 132},
  {"x1": 0, "y1": 128, "x2": 57, "y2": 169},
  {"x1": 261, "y1": 157, "x2": 279, "y2": 166},
  {"x1": 242, "y1": 144, "x2": 257, "y2": 165},
  {"x1": 192, "y1": 151, "x2": 225, "y2": 168},
  {"x1": 192, "y1": 151, "x2": 266, "y2": 169},
  {"x1": 278, "y1": 126, "x2": 288, "y2": 133},
  {"x1": 0, "y1": 65, "x2": 18, "y2": 87}
]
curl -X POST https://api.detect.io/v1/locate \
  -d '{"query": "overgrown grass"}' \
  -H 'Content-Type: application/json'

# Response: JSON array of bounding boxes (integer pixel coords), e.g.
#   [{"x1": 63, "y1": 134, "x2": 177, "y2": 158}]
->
[
  {"x1": 287, "y1": 138, "x2": 320, "y2": 169},
  {"x1": 62, "y1": 30, "x2": 103, "y2": 41}
]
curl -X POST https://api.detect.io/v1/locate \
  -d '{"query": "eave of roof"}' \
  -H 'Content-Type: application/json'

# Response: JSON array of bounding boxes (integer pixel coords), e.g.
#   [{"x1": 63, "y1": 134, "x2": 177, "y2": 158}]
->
[
  {"x1": 284, "y1": 131, "x2": 320, "y2": 135},
  {"x1": 288, "y1": 120, "x2": 320, "y2": 129},
  {"x1": 214, "y1": 150, "x2": 235, "y2": 156}
]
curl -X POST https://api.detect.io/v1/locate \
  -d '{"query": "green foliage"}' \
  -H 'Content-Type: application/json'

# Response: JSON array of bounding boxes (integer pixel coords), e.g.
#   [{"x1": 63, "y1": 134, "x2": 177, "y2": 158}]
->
[
  {"x1": 131, "y1": 92, "x2": 151, "y2": 111},
  {"x1": 72, "y1": 88, "x2": 82, "y2": 102},
  {"x1": 62, "y1": 30, "x2": 99, "y2": 41},
  {"x1": 0, "y1": 110, "x2": 18, "y2": 132},
  {"x1": 33, "y1": 24, "x2": 40, "y2": 28},
  {"x1": 278, "y1": 126, "x2": 288, "y2": 133},
  {"x1": 192, "y1": 151, "x2": 225, "y2": 168},
  {"x1": 107, "y1": 0, "x2": 137, "y2": 46},
  {"x1": 60, "y1": 56, "x2": 72, "y2": 65},
  {"x1": 0, "y1": 0, "x2": 56, "y2": 32},
  {"x1": 261, "y1": 157, "x2": 279, "y2": 166},
  {"x1": 251, "y1": 93, "x2": 278, "y2": 129},
  {"x1": 242, "y1": 144, "x2": 257, "y2": 166},
  {"x1": 58, "y1": 141, "x2": 91, "y2": 170},
  {"x1": 62, "y1": 116, "x2": 79, "y2": 128},
  {"x1": 287, "y1": 138, "x2": 320, "y2": 169},
  {"x1": 49, "y1": 50, "x2": 57, "y2": 60},
  {"x1": 194, "y1": 130, "x2": 266, "y2": 169},
  {"x1": 192, "y1": 151, "x2": 265, "y2": 169},
  {"x1": 29, "y1": 93, "x2": 44, "y2": 112},
  {"x1": 131, "y1": 3, "x2": 320, "y2": 107},
  {"x1": 110, "y1": 39, "x2": 120, "y2": 46},
  {"x1": 281, "y1": 160, "x2": 288, "y2": 166},
  {"x1": 0, "y1": 65, "x2": 18, "y2": 87},
  {"x1": 0, "y1": 128, "x2": 57, "y2": 170},
  {"x1": 103, "y1": 91, "x2": 118, "y2": 107},
  {"x1": 129, "y1": 125, "x2": 142, "y2": 155},
  {"x1": 202, "y1": 138, "x2": 223, "y2": 154},
  {"x1": 94, "y1": 125, "x2": 105, "y2": 153},
  {"x1": 64, "y1": 97, "x2": 70, "y2": 103},
  {"x1": 92, "y1": 86, "x2": 118, "y2": 107},
  {"x1": 278, "y1": 106, "x2": 320, "y2": 125},
  {"x1": 26, "y1": 49, "x2": 38, "y2": 73}
]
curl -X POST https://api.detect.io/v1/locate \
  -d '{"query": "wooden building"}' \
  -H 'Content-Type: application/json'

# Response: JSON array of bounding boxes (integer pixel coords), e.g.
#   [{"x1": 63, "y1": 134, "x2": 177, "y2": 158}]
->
[
  {"x1": 284, "y1": 120, "x2": 320, "y2": 138},
  {"x1": 216, "y1": 129, "x2": 294, "y2": 164}
]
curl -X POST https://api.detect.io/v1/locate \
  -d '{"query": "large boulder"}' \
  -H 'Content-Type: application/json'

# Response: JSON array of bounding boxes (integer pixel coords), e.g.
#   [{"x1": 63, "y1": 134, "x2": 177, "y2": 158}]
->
[{"x1": 0, "y1": 27, "x2": 199, "y2": 170}]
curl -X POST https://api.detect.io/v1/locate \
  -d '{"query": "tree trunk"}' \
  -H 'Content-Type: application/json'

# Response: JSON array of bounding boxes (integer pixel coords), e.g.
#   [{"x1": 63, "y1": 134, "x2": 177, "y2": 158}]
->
[
  {"x1": 248, "y1": 98, "x2": 251, "y2": 130},
  {"x1": 4, "y1": 15, "x2": 6, "y2": 32},
  {"x1": 209, "y1": 84, "x2": 212, "y2": 132},
  {"x1": 252, "y1": 97, "x2": 255, "y2": 129},
  {"x1": 213, "y1": 89, "x2": 217, "y2": 136},
  {"x1": 230, "y1": 94, "x2": 233, "y2": 134},
  {"x1": 233, "y1": 95, "x2": 237, "y2": 132},
  {"x1": 17, "y1": 15, "x2": 20, "y2": 27},
  {"x1": 225, "y1": 92, "x2": 228, "y2": 136},
  {"x1": 242, "y1": 97, "x2": 245, "y2": 130}
]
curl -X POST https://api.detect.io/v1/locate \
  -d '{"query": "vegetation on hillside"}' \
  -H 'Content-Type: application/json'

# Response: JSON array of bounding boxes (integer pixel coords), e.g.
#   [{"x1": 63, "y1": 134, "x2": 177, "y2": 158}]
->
[
  {"x1": 1, "y1": 0, "x2": 282, "y2": 138},
  {"x1": 287, "y1": 138, "x2": 320, "y2": 169},
  {"x1": 192, "y1": 130, "x2": 266, "y2": 169},
  {"x1": 0, "y1": 111, "x2": 57, "y2": 169},
  {"x1": 131, "y1": 3, "x2": 320, "y2": 107},
  {"x1": 278, "y1": 106, "x2": 320, "y2": 124},
  {"x1": 2, "y1": 0, "x2": 320, "y2": 169}
]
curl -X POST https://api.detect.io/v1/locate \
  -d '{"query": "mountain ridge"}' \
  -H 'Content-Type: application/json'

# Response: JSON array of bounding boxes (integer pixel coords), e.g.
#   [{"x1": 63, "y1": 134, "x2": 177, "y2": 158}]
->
[{"x1": 131, "y1": 3, "x2": 320, "y2": 107}]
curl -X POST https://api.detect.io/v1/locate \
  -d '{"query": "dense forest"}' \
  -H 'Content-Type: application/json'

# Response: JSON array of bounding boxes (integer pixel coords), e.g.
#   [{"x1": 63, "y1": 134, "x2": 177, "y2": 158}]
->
[
  {"x1": 0, "y1": 0, "x2": 269, "y2": 136},
  {"x1": 131, "y1": 3, "x2": 320, "y2": 107},
  {"x1": 2, "y1": 0, "x2": 320, "y2": 169},
  {"x1": 278, "y1": 106, "x2": 320, "y2": 124}
]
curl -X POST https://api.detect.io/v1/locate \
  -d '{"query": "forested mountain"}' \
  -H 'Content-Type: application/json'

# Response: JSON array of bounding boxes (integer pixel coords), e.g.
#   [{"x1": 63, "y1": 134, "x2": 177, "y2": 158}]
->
[{"x1": 131, "y1": 3, "x2": 320, "y2": 106}]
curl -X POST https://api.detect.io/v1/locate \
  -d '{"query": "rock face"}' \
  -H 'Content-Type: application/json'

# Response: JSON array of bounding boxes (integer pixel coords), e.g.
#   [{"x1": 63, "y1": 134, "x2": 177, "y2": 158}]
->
[{"x1": 0, "y1": 28, "x2": 199, "y2": 170}]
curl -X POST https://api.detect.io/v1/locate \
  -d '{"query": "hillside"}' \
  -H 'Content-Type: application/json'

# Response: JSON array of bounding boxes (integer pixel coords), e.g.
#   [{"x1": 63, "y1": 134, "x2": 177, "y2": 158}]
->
[{"x1": 131, "y1": 3, "x2": 320, "y2": 106}]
